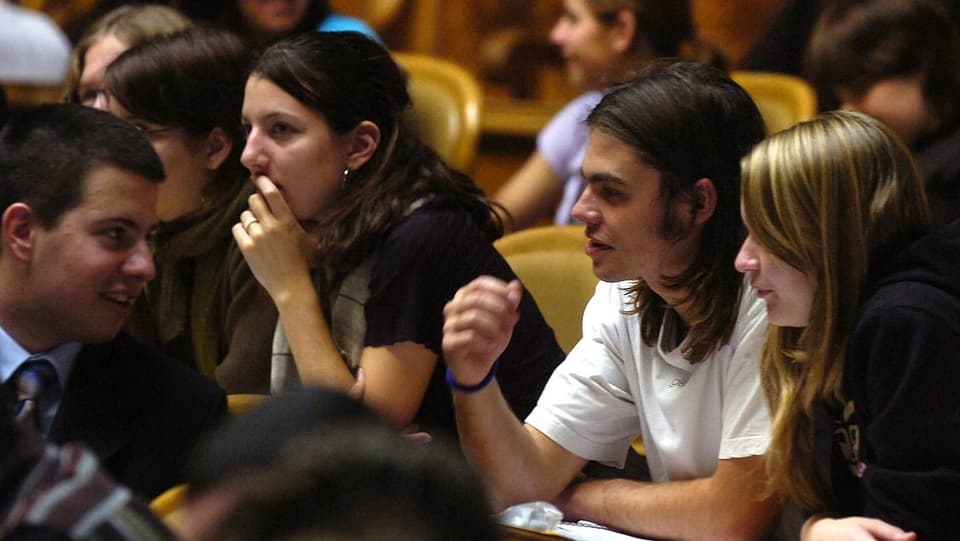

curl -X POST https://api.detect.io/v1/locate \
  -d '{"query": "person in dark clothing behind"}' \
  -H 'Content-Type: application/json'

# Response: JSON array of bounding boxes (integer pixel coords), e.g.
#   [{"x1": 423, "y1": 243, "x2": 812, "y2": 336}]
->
[
  {"x1": 737, "y1": 110, "x2": 960, "y2": 541},
  {"x1": 806, "y1": 0, "x2": 960, "y2": 229},
  {"x1": 743, "y1": 0, "x2": 960, "y2": 83}
]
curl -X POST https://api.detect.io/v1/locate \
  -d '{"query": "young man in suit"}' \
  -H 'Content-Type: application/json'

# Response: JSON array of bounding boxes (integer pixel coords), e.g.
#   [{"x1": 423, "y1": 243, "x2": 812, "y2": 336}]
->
[{"x1": 0, "y1": 103, "x2": 226, "y2": 500}]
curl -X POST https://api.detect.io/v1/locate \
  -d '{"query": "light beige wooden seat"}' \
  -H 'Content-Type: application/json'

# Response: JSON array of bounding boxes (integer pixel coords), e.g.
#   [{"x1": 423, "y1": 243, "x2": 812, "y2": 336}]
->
[
  {"x1": 393, "y1": 51, "x2": 483, "y2": 172},
  {"x1": 731, "y1": 70, "x2": 818, "y2": 135},
  {"x1": 494, "y1": 225, "x2": 595, "y2": 353}
]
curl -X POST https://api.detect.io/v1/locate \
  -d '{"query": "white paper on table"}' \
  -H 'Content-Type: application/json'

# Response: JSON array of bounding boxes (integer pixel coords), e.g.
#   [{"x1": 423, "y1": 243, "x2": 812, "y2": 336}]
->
[{"x1": 554, "y1": 521, "x2": 653, "y2": 541}]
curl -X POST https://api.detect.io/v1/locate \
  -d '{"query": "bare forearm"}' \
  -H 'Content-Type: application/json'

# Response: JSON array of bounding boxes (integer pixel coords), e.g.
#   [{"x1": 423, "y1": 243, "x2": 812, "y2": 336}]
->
[
  {"x1": 559, "y1": 464, "x2": 779, "y2": 541},
  {"x1": 274, "y1": 278, "x2": 354, "y2": 390},
  {"x1": 454, "y1": 384, "x2": 584, "y2": 510}
]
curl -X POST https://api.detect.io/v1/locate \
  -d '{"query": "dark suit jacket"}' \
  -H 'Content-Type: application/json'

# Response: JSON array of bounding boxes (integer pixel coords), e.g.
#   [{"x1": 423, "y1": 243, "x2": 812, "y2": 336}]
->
[{"x1": 49, "y1": 333, "x2": 227, "y2": 500}]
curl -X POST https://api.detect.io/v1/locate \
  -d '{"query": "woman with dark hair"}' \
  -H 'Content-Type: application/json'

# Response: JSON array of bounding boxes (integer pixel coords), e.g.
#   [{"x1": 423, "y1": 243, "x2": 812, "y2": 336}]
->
[
  {"x1": 234, "y1": 31, "x2": 563, "y2": 440},
  {"x1": 493, "y1": 0, "x2": 724, "y2": 232},
  {"x1": 106, "y1": 27, "x2": 277, "y2": 393},
  {"x1": 181, "y1": 0, "x2": 379, "y2": 50}
]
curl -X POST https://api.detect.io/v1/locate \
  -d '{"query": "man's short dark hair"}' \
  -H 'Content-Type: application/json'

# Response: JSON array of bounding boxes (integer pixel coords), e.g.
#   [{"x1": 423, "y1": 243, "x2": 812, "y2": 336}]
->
[
  {"x1": 187, "y1": 387, "x2": 500, "y2": 541},
  {"x1": 0, "y1": 104, "x2": 164, "y2": 228}
]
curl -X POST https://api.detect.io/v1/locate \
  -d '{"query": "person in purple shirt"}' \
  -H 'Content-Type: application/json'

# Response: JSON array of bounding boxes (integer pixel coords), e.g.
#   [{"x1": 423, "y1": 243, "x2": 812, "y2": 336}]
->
[{"x1": 492, "y1": 0, "x2": 721, "y2": 232}]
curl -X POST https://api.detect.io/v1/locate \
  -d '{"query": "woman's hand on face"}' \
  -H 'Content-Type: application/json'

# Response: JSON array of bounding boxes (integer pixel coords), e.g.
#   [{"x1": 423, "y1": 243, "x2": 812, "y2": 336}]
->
[
  {"x1": 232, "y1": 175, "x2": 315, "y2": 302},
  {"x1": 802, "y1": 516, "x2": 916, "y2": 541}
]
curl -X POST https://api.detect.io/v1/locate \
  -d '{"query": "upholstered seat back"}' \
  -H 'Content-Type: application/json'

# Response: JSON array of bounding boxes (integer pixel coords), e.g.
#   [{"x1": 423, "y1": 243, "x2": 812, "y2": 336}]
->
[
  {"x1": 494, "y1": 225, "x2": 595, "y2": 353},
  {"x1": 394, "y1": 52, "x2": 482, "y2": 172}
]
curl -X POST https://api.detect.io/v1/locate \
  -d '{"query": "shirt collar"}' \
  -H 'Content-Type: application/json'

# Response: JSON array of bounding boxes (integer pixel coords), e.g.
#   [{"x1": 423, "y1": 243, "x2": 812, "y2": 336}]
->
[{"x1": 0, "y1": 324, "x2": 81, "y2": 387}]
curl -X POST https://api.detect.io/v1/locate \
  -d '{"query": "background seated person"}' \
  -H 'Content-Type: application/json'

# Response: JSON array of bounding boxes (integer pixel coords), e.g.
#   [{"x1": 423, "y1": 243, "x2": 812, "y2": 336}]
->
[
  {"x1": 63, "y1": 3, "x2": 193, "y2": 108},
  {"x1": 493, "y1": 0, "x2": 723, "y2": 231},
  {"x1": 182, "y1": 0, "x2": 381, "y2": 51},
  {"x1": 806, "y1": 0, "x2": 960, "y2": 228}
]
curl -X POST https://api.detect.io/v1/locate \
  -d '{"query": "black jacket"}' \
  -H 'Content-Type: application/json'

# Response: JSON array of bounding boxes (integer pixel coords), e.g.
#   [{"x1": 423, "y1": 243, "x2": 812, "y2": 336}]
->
[
  {"x1": 815, "y1": 218, "x2": 960, "y2": 540},
  {"x1": 49, "y1": 333, "x2": 227, "y2": 499},
  {"x1": 916, "y1": 123, "x2": 960, "y2": 230}
]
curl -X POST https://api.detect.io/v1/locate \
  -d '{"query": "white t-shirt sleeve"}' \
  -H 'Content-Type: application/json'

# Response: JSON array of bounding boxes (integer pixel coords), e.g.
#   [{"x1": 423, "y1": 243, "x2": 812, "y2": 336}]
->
[
  {"x1": 526, "y1": 282, "x2": 642, "y2": 466},
  {"x1": 718, "y1": 290, "x2": 771, "y2": 459}
]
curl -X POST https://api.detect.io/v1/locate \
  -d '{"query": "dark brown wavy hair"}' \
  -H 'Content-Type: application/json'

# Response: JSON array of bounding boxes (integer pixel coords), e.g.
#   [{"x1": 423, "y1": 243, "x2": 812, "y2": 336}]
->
[
  {"x1": 105, "y1": 27, "x2": 253, "y2": 212},
  {"x1": 251, "y1": 31, "x2": 502, "y2": 272}
]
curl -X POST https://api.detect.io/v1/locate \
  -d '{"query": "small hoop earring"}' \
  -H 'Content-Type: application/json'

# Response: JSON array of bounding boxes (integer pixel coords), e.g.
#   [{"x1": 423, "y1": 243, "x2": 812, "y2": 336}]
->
[{"x1": 342, "y1": 168, "x2": 351, "y2": 190}]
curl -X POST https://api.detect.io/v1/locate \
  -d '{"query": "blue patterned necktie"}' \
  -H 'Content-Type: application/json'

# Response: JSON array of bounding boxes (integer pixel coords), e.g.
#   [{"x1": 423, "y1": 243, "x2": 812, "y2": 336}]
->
[{"x1": 12, "y1": 358, "x2": 59, "y2": 434}]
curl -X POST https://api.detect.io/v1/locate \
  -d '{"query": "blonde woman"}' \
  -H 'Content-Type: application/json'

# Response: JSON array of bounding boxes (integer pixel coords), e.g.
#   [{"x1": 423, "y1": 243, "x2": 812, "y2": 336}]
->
[
  {"x1": 736, "y1": 110, "x2": 959, "y2": 540},
  {"x1": 63, "y1": 3, "x2": 191, "y2": 107}
]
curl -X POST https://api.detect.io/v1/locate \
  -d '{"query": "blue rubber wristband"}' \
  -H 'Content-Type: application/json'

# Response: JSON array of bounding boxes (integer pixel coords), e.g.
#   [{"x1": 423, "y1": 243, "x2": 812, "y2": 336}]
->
[{"x1": 446, "y1": 361, "x2": 499, "y2": 394}]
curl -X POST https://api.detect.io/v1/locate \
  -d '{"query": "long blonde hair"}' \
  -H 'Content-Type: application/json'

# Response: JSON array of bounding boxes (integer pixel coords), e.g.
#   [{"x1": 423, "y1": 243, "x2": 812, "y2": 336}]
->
[{"x1": 741, "y1": 110, "x2": 929, "y2": 510}]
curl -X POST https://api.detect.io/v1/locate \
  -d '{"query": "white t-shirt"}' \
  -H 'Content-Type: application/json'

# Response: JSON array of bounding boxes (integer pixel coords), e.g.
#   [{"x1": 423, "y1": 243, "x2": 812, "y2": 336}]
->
[{"x1": 526, "y1": 279, "x2": 770, "y2": 482}]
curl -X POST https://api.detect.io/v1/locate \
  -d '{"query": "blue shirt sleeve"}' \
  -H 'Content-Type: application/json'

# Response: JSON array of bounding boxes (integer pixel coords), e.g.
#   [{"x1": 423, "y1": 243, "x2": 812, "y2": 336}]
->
[{"x1": 317, "y1": 13, "x2": 383, "y2": 45}]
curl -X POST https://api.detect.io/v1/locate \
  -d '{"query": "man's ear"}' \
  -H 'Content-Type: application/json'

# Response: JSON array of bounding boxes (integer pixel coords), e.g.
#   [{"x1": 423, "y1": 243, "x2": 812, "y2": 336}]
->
[
  {"x1": 2, "y1": 203, "x2": 38, "y2": 262},
  {"x1": 205, "y1": 127, "x2": 234, "y2": 171},
  {"x1": 345, "y1": 120, "x2": 381, "y2": 171},
  {"x1": 610, "y1": 9, "x2": 638, "y2": 54},
  {"x1": 692, "y1": 178, "x2": 718, "y2": 225}
]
